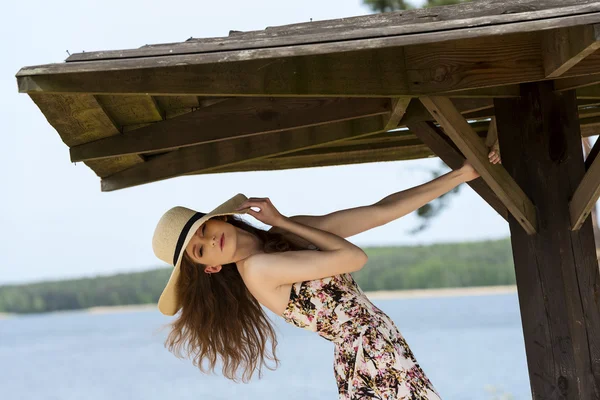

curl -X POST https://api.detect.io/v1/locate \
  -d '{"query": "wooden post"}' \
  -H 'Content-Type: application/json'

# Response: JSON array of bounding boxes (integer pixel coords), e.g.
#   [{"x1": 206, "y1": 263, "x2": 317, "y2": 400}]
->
[{"x1": 494, "y1": 82, "x2": 600, "y2": 399}]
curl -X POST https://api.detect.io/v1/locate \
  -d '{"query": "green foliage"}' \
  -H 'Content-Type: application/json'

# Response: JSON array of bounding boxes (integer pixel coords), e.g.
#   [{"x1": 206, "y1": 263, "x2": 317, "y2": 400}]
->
[
  {"x1": 363, "y1": 0, "x2": 471, "y2": 12},
  {"x1": 0, "y1": 239, "x2": 514, "y2": 314}
]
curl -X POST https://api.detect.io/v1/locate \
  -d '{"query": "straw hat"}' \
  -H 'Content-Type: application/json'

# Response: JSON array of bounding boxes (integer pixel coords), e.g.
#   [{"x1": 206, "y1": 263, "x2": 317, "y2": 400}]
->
[{"x1": 152, "y1": 193, "x2": 249, "y2": 316}]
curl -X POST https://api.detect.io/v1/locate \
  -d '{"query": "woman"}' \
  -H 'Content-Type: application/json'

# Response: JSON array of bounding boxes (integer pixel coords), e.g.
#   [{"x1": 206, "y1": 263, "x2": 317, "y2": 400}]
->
[{"x1": 152, "y1": 155, "x2": 499, "y2": 399}]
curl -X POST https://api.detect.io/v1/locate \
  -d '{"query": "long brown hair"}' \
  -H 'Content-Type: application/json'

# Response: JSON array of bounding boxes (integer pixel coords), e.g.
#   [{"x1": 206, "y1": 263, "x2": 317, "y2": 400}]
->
[{"x1": 165, "y1": 215, "x2": 303, "y2": 382}]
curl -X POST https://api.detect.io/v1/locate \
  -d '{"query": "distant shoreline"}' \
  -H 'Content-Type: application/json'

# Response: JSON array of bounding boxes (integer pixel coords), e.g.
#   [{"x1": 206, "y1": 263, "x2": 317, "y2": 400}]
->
[{"x1": 0, "y1": 285, "x2": 517, "y2": 318}]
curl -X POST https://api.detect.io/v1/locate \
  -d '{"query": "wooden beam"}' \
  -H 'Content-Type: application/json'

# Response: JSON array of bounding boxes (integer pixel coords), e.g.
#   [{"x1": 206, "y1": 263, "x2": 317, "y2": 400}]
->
[
  {"x1": 420, "y1": 96, "x2": 537, "y2": 234},
  {"x1": 64, "y1": 1, "x2": 600, "y2": 63},
  {"x1": 577, "y1": 84, "x2": 600, "y2": 99},
  {"x1": 17, "y1": 31, "x2": 600, "y2": 98},
  {"x1": 399, "y1": 98, "x2": 493, "y2": 127},
  {"x1": 494, "y1": 82, "x2": 600, "y2": 398},
  {"x1": 384, "y1": 98, "x2": 411, "y2": 130},
  {"x1": 407, "y1": 121, "x2": 508, "y2": 220},
  {"x1": 70, "y1": 97, "x2": 389, "y2": 162},
  {"x1": 484, "y1": 117, "x2": 498, "y2": 148},
  {"x1": 557, "y1": 75, "x2": 600, "y2": 91},
  {"x1": 101, "y1": 115, "x2": 387, "y2": 191},
  {"x1": 586, "y1": 136, "x2": 600, "y2": 171},
  {"x1": 210, "y1": 145, "x2": 433, "y2": 174},
  {"x1": 571, "y1": 139, "x2": 600, "y2": 230},
  {"x1": 543, "y1": 24, "x2": 600, "y2": 78}
]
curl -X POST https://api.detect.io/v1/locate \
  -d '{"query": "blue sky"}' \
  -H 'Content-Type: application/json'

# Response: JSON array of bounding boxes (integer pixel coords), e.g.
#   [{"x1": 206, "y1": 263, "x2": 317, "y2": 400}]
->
[{"x1": 0, "y1": 0, "x2": 511, "y2": 284}]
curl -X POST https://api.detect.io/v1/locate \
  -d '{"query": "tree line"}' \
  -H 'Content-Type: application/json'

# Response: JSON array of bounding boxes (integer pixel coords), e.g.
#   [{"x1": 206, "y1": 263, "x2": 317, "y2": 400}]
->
[{"x1": 0, "y1": 239, "x2": 514, "y2": 314}]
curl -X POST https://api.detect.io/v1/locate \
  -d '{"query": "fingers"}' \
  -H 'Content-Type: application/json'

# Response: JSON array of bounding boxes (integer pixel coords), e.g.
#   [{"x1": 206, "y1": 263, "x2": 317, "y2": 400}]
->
[
  {"x1": 236, "y1": 197, "x2": 271, "y2": 211},
  {"x1": 488, "y1": 150, "x2": 501, "y2": 165}
]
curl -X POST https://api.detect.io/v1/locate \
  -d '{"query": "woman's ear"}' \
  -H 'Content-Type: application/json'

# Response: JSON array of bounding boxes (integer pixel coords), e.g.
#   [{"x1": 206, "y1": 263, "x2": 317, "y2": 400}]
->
[{"x1": 204, "y1": 265, "x2": 222, "y2": 274}]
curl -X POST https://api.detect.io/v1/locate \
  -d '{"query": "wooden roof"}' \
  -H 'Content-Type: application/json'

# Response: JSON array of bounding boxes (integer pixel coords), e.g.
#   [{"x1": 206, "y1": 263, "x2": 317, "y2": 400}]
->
[{"x1": 15, "y1": 0, "x2": 600, "y2": 198}]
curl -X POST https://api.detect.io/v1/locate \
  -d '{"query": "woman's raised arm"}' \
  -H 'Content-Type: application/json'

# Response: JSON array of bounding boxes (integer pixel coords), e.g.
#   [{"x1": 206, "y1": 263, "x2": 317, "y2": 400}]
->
[{"x1": 274, "y1": 161, "x2": 482, "y2": 240}]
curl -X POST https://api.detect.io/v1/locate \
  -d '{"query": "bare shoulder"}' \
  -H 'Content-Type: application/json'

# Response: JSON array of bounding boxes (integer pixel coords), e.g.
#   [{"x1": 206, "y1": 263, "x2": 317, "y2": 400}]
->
[{"x1": 238, "y1": 253, "x2": 294, "y2": 315}]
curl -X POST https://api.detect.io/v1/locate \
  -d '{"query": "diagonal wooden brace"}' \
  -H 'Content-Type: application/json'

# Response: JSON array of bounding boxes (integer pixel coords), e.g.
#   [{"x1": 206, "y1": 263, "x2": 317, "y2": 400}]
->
[
  {"x1": 420, "y1": 96, "x2": 537, "y2": 234},
  {"x1": 570, "y1": 137, "x2": 600, "y2": 230}
]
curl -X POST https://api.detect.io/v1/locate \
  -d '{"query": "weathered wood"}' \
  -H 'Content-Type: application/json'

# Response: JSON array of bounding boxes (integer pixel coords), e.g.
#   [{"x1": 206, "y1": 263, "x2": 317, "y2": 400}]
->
[
  {"x1": 94, "y1": 95, "x2": 164, "y2": 132},
  {"x1": 581, "y1": 117, "x2": 600, "y2": 137},
  {"x1": 27, "y1": 93, "x2": 143, "y2": 177},
  {"x1": 70, "y1": 97, "x2": 390, "y2": 162},
  {"x1": 420, "y1": 96, "x2": 537, "y2": 234},
  {"x1": 65, "y1": 1, "x2": 600, "y2": 62},
  {"x1": 543, "y1": 24, "x2": 600, "y2": 78},
  {"x1": 571, "y1": 139, "x2": 600, "y2": 229},
  {"x1": 577, "y1": 84, "x2": 600, "y2": 99},
  {"x1": 438, "y1": 85, "x2": 521, "y2": 98},
  {"x1": 153, "y1": 95, "x2": 200, "y2": 119},
  {"x1": 586, "y1": 136, "x2": 600, "y2": 171},
  {"x1": 209, "y1": 145, "x2": 433, "y2": 174},
  {"x1": 399, "y1": 98, "x2": 493, "y2": 127},
  {"x1": 484, "y1": 117, "x2": 498, "y2": 148},
  {"x1": 557, "y1": 75, "x2": 600, "y2": 91},
  {"x1": 101, "y1": 115, "x2": 387, "y2": 191},
  {"x1": 17, "y1": 19, "x2": 600, "y2": 97},
  {"x1": 495, "y1": 82, "x2": 600, "y2": 399},
  {"x1": 384, "y1": 98, "x2": 411, "y2": 130},
  {"x1": 408, "y1": 121, "x2": 508, "y2": 220}
]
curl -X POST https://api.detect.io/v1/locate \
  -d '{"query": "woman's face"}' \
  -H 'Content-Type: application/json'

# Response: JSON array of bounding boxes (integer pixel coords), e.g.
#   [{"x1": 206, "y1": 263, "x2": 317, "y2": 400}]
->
[{"x1": 184, "y1": 218, "x2": 238, "y2": 272}]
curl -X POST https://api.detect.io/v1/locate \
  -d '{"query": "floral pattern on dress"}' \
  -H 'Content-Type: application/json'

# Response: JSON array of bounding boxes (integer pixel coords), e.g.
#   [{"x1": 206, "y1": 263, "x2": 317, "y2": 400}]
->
[{"x1": 282, "y1": 272, "x2": 441, "y2": 400}]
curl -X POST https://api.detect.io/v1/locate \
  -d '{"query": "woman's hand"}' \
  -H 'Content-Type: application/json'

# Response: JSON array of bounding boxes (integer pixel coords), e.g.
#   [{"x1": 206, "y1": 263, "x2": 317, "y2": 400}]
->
[
  {"x1": 458, "y1": 161, "x2": 480, "y2": 182},
  {"x1": 237, "y1": 197, "x2": 286, "y2": 227},
  {"x1": 459, "y1": 146, "x2": 502, "y2": 182}
]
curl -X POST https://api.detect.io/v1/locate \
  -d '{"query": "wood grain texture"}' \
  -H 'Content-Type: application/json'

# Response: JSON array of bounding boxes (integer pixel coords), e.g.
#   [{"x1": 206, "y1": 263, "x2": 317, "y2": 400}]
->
[
  {"x1": 209, "y1": 145, "x2": 433, "y2": 174},
  {"x1": 543, "y1": 24, "x2": 600, "y2": 78},
  {"x1": 385, "y1": 98, "x2": 412, "y2": 131},
  {"x1": 571, "y1": 144, "x2": 600, "y2": 230},
  {"x1": 28, "y1": 93, "x2": 143, "y2": 177},
  {"x1": 408, "y1": 121, "x2": 508, "y2": 220},
  {"x1": 64, "y1": 1, "x2": 600, "y2": 62},
  {"x1": 100, "y1": 115, "x2": 387, "y2": 191},
  {"x1": 420, "y1": 96, "x2": 537, "y2": 233},
  {"x1": 70, "y1": 97, "x2": 390, "y2": 162},
  {"x1": 495, "y1": 82, "x2": 600, "y2": 399}
]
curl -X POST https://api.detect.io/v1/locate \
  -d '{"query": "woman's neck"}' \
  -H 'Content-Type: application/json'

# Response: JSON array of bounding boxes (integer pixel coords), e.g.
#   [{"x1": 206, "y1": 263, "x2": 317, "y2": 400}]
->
[{"x1": 233, "y1": 227, "x2": 264, "y2": 266}]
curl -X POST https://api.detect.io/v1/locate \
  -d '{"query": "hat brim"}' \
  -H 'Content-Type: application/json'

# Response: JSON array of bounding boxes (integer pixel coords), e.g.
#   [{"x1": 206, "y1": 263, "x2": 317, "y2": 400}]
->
[{"x1": 158, "y1": 193, "x2": 249, "y2": 316}]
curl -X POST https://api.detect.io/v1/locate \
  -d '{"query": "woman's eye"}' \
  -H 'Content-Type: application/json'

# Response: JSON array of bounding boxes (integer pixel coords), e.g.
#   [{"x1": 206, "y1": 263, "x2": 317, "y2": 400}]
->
[
  {"x1": 202, "y1": 225, "x2": 205, "y2": 236},
  {"x1": 199, "y1": 247, "x2": 203, "y2": 257}
]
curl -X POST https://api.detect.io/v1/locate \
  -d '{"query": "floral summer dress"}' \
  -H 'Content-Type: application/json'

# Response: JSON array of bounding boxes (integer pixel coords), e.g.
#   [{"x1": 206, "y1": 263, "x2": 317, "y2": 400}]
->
[{"x1": 281, "y1": 246, "x2": 441, "y2": 400}]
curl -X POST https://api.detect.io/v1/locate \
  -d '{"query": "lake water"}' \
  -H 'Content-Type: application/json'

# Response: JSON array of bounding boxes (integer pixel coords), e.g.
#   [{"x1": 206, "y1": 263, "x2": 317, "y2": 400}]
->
[{"x1": 0, "y1": 293, "x2": 530, "y2": 400}]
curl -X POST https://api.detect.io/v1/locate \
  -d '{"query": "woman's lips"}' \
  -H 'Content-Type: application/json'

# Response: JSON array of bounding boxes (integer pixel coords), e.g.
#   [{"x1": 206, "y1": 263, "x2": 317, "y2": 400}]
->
[{"x1": 220, "y1": 233, "x2": 224, "y2": 251}]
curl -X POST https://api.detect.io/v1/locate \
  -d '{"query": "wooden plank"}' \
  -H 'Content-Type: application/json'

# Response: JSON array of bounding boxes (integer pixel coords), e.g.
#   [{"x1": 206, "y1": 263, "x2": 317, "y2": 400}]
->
[
  {"x1": 557, "y1": 75, "x2": 600, "y2": 91},
  {"x1": 17, "y1": 14, "x2": 600, "y2": 97},
  {"x1": 484, "y1": 117, "x2": 498, "y2": 148},
  {"x1": 153, "y1": 95, "x2": 200, "y2": 119},
  {"x1": 65, "y1": 1, "x2": 600, "y2": 62},
  {"x1": 577, "y1": 84, "x2": 600, "y2": 99},
  {"x1": 543, "y1": 24, "x2": 600, "y2": 78},
  {"x1": 408, "y1": 121, "x2": 508, "y2": 220},
  {"x1": 101, "y1": 115, "x2": 387, "y2": 191},
  {"x1": 70, "y1": 97, "x2": 389, "y2": 162},
  {"x1": 586, "y1": 136, "x2": 600, "y2": 171},
  {"x1": 571, "y1": 146, "x2": 600, "y2": 230},
  {"x1": 209, "y1": 145, "x2": 433, "y2": 174},
  {"x1": 94, "y1": 95, "x2": 164, "y2": 132},
  {"x1": 437, "y1": 85, "x2": 521, "y2": 98},
  {"x1": 399, "y1": 98, "x2": 493, "y2": 127},
  {"x1": 495, "y1": 82, "x2": 600, "y2": 398},
  {"x1": 420, "y1": 96, "x2": 537, "y2": 234},
  {"x1": 27, "y1": 93, "x2": 143, "y2": 178},
  {"x1": 581, "y1": 116, "x2": 600, "y2": 137},
  {"x1": 384, "y1": 98, "x2": 411, "y2": 130}
]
